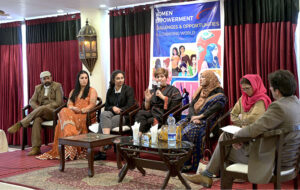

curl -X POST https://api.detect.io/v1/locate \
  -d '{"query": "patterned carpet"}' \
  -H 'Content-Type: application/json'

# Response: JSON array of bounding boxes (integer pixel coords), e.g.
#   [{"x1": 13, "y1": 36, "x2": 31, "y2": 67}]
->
[{"x1": 1, "y1": 160, "x2": 202, "y2": 190}]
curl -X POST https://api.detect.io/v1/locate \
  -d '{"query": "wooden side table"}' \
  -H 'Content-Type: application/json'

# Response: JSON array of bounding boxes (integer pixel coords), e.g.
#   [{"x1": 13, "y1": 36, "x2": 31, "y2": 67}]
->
[
  {"x1": 114, "y1": 136, "x2": 194, "y2": 189},
  {"x1": 58, "y1": 133, "x2": 120, "y2": 177}
]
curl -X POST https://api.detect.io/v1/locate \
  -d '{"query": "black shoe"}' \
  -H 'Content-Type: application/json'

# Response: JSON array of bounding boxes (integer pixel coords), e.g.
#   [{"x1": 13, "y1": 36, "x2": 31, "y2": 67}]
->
[
  {"x1": 104, "y1": 145, "x2": 112, "y2": 151},
  {"x1": 181, "y1": 165, "x2": 192, "y2": 173},
  {"x1": 94, "y1": 152, "x2": 106, "y2": 160}
]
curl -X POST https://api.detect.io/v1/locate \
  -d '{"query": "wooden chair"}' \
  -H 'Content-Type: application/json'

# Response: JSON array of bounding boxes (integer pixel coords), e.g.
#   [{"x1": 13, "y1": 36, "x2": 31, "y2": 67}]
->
[
  {"x1": 87, "y1": 101, "x2": 139, "y2": 135},
  {"x1": 21, "y1": 96, "x2": 68, "y2": 150},
  {"x1": 173, "y1": 104, "x2": 231, "y2": 158},
  {"x1": 203, "y1": 108, "x2": 231, "y2": 158},
  {"x1": 220, "y1": 126, "x2": 300, "y2": 189},
  {"x1": 85, "y1": 97, "x2": 103, "y2": 130}
]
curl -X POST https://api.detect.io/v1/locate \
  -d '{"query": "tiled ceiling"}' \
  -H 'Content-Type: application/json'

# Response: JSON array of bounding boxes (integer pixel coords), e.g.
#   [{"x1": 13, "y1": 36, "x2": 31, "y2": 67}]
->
[{"x1": 0, "y1": 0, "x2": 168, "y2": 22}]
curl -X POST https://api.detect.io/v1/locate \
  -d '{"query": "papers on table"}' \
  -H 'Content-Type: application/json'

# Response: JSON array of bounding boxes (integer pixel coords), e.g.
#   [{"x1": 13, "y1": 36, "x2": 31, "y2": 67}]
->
[{"x1": 221, "y1": 125, "x2": 241, "y2": 134}]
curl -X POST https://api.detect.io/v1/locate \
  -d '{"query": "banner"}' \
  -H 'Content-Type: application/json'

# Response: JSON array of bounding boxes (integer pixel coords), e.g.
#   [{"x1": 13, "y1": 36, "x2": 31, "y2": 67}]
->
[{"x1": 150, "y1": 0, "x2": 224, "y2": 111}]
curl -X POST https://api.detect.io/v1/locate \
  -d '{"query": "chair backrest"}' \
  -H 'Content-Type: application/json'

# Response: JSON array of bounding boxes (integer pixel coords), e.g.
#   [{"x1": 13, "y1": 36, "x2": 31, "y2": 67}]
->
[
  {"x1": 161, "y1": 103, "x2": 182, "y2": 124},
  {"x1": 275, "y1": 125, "x2": 300, "y2": 178},
  {"x1": 112, "y1": 100, "x2": 140, "y2": 135},
  {"x1": 86, "y1": 97, "x2": 102, "y2": 127}
]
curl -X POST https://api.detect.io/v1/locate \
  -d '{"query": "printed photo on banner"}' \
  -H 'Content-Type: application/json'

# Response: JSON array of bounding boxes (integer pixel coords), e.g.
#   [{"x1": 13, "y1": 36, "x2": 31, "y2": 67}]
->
[
  {"x1": 170, "y1": 43, "x2": 197, "y2": 77},
  {"x1": 150, "y1": 0, "x2": 224, "y2": 112}
]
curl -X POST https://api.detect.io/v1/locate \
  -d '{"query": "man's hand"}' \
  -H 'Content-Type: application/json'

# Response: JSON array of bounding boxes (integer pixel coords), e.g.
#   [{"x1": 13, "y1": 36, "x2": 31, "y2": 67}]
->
[
  {"x1": 232, "y1": 135, "x2": 243, "y2": 150},
  {"x1": 112, "y1": 106, "x2": 122, "y2": 114},
  {"x1": 232, "y1": 142, "x2": 243, "y2": 150}
]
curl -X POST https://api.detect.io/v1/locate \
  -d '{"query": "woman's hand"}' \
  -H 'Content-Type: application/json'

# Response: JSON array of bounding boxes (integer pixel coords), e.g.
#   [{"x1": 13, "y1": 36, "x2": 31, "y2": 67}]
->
[
  {"x1": 145, "y1": 89, "x2": 153, "y2": 102},
  {"x1": 156, "y1": 90, "x2": 166, "y2": 101},
  {"x1": 71, "y1": 107, "x2": 81, "y2": 114},
  {"x1": 190, "y1": 114, "x2": 204, "y2": 122},
  {"x1": 193, "y1": 119, "x2": 202, "y2": 124},
  {"x1": 112, "y1": 106, "x2": 122, "y2": 114},
  {"x1": 81, "y1": 108, "x2": 89, "y2": 113}
]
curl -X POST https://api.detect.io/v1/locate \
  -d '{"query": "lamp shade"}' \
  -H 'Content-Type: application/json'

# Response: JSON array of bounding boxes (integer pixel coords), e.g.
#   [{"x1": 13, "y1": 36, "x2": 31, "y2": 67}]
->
[{"x1": 77, "y1": 20, "x2": 97, "y2": 75}]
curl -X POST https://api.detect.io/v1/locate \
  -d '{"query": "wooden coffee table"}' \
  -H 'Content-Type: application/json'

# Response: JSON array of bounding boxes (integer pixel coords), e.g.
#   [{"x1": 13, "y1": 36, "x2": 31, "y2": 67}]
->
[
  {"x1": 58, "y1": 133, "x2": 120, "y2": 177},
  {"x1": 114, "y1": 136, "x2": 194, "y2": 189}
]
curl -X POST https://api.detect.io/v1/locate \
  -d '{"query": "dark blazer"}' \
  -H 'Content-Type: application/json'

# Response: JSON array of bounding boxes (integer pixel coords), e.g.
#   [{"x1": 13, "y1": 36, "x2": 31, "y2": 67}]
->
[{"x1": 104, "y1": 84, "x2": 135, "y2": 113}]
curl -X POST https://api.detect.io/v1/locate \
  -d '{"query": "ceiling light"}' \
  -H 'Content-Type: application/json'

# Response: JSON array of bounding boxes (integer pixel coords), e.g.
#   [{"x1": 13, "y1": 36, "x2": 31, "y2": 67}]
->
[
  {"x1": 57, "y1": 9, "x2": 64, "y2": 13},
  {"x1": 6, "y1": 16, "x2": 12, "y2": 19},
  {"x1": 99, "y1": 4, "x2": 106, "y2": 8}
]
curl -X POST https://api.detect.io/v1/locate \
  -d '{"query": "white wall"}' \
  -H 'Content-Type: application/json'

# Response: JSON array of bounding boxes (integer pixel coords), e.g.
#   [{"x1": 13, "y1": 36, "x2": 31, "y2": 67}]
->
[{"x1": 80, "y1": 9, "x2": 110, "y2": 102}]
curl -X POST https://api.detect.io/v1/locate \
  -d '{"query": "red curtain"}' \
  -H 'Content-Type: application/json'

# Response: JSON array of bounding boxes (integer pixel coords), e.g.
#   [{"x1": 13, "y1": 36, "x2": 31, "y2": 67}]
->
[
  {"x1": 223, "y1": 0, "x2": 299, "y2": 109},
  {"x1": 110, "y1": 6, "x2": 151, "y2": 104},
  {"x1": 25, "y1": 14, "x2": 82, "y2": 145},
  {"x1": 0, "y1": 22, "x2": 23, "y2": 145}
]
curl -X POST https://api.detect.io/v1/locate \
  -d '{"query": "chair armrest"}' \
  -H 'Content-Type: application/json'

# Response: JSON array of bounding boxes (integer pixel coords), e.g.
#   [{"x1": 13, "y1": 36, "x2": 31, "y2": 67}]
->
[
  {"x1": 128, "y1": 107, "x2": 141, "y2": 126},
  {"x1": 172, "y1": 104, "x2": 189, "y2": 118},
  {"x1": 263, "y1": 129, "x2": 283, "y2": 137},
  {"x1": 22, "y1": 105, "x2": 31, "y2": 118},
  {"x1": 52, "y1": 103, "x2": 67, "y2": 127},
  {"x1": 161, "y1": 104, "x2": 182, "y2": 123},
  {"x1": 220, "y1": 137, "x2": 254, "y2": 147},
  {"x1": 86, "y1": 103, "x2": 105, "y2": 127},
  {"x1": 117, "y1": 103, "x2": 139, "y2": 134},
  {"x1": 120, "y1": 103, "x2": 139, "y2": 117}
]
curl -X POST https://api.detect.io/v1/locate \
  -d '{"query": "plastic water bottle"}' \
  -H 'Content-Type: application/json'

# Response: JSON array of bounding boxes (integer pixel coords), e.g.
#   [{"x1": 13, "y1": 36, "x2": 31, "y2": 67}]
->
[{"x1": 167, "y1": 114, "x2": 176, "y2": 146}]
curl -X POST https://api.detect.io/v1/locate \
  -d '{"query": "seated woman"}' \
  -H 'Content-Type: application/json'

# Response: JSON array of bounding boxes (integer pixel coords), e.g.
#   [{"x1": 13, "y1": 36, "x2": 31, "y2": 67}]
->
[
  {"x1": 176, "y1": 70, "x2": 227, "y2": 172},
  {"x1": 95, "y1": 70, "x2": 135, "y2": 160},
  {"x1": 37, "y1": 70, "x2": 98, "y2": 160},
  {"x1": 136, "y1": 68, "x2": 182, "y2": 135},
  {"x1": 231, "y1": 74, "x2": 272, "y2": 127},
  {"x1": 183, "y1": 74, "x2": 272, "y2": 183}
]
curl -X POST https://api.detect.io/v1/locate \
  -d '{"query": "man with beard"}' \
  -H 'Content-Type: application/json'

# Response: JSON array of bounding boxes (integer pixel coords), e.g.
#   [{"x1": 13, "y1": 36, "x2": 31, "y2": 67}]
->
[{"x1": 8, "y1": 71, "x2": 63, "y2": 156}]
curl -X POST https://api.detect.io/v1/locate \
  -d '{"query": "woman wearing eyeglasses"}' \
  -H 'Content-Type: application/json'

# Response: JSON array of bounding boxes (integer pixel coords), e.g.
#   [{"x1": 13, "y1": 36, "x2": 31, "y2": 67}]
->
[{"x1": 231, "y1": 74, "x2": 272, "y2": 127}]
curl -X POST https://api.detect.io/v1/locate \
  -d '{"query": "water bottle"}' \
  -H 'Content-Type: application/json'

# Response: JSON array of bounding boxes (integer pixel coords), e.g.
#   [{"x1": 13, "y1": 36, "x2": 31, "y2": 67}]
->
[{"x1": 167, "y1": 114, "x2": 176, "y2": 146}]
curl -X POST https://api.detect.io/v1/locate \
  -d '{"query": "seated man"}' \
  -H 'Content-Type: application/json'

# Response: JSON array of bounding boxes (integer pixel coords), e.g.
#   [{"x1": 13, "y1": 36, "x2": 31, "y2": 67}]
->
[
  {"x1": 8, "y1": 71, "x2": 63, "y2": 156},
  {"x1": 183, "y1": 70, "x2": 300, "y2": 187}
]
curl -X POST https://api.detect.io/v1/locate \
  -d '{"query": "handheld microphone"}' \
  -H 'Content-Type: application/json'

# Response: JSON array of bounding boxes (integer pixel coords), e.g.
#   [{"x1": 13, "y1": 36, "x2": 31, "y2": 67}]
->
[{"x1": 157, "y1": 82, "x2": 161, "y2": 90}]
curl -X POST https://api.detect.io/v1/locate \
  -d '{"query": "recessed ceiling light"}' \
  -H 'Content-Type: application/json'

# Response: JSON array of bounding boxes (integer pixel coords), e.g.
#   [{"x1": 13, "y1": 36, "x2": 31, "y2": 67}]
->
[
  {"x1": 57, "y1": 9, "x2": 64, "y2": 13},
  {"x1": 99, "y1": 4, "x2": 106, "y2": 8}
]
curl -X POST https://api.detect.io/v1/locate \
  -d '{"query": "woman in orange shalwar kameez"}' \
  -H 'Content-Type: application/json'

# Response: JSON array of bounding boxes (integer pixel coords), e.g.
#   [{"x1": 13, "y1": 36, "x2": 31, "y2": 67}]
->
[{"x1": 37, "y1": 70, "x2": 98, "y2": 160}]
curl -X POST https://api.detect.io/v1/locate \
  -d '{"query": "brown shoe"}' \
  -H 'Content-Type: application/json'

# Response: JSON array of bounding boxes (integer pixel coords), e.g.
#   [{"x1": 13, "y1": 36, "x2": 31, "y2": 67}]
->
[
  {"x1": 8, "y1": 122, "x2": 22, "y2": 133},
  {"x1": 182, "y1": 173, "x2": 213, "y2": 188},
  {"x1": 27, "y1": 147, "x2": 41, "y2": 156}
]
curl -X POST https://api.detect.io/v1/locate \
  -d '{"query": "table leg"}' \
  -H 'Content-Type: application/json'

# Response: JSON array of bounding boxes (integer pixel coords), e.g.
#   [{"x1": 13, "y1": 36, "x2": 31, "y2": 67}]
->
[
  {"x1": 116, "y1": 144, "x2": 122, "y2": 169},
  {"x1": 87, "y1": 147, "x2": 94, "y2": 177},
  {"x1": 136, "y1": 166, "x2": 146, "y2": 176},
  {"x1": 118, "y1": 163, "x2": 129, "y2": 182},
  {"x1": 59, "y1": 144, "x2": 65, "y2": 172},
  {"x1": 161, "y1": 171, "x2": 171, "y2": 189}
]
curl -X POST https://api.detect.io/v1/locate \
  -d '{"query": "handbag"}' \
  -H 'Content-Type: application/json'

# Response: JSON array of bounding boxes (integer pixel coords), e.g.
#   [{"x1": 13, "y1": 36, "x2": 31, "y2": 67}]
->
[
  {"x1": 158, "y1": 121, "x2": 187, "y2": 142},
  {"x1": 197, "y1": 148, "x2": 212, "y2": 174}
]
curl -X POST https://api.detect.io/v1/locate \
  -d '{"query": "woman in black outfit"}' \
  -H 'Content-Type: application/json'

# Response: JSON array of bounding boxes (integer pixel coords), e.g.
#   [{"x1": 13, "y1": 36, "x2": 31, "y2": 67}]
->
[{"x1": 95, "y1": 70, "x2": 135, "y2": 160}]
